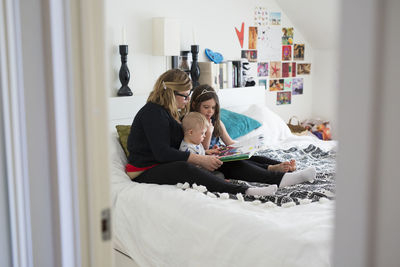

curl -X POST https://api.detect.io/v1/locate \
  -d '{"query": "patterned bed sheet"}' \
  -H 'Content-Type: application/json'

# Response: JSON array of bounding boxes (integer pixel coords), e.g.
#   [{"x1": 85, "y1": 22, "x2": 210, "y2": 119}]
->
[{"x1": 181, "y1": 144, "x2": 336, "y2": 206}]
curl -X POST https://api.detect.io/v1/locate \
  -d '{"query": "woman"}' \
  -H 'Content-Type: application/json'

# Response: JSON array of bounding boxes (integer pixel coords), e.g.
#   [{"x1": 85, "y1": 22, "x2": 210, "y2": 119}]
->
[
  {"x1": 190, "y1": 84, "x2": 296, "y2": 172},
  {"x1": 126, "y1": 69, "x2": 315, "y2": 196}
]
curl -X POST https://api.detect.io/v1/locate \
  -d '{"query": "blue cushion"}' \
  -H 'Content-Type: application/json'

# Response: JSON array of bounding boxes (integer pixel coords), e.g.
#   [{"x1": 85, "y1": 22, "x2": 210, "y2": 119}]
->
[{"x1": 220, "y1": 109, "x2": 261, "y2": 139}]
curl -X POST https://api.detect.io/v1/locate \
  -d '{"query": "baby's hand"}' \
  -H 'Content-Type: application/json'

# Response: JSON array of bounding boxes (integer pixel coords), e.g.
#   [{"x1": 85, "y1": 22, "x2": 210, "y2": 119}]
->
[{"x1": 206, "y1": 148, "x2": 220, "y2": 155}]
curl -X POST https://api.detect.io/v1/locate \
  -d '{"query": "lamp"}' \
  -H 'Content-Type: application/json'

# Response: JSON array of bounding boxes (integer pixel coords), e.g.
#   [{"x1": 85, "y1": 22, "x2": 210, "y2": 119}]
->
[{"x1": 152, "y1": 17, "x2": 181, "y2": 69}]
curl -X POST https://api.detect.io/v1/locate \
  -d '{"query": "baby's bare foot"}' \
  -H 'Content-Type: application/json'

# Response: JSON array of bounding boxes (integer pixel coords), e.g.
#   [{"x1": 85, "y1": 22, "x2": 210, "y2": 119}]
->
[{"x1": 268, "y1": 162, "x2": 291, "y2": 172}]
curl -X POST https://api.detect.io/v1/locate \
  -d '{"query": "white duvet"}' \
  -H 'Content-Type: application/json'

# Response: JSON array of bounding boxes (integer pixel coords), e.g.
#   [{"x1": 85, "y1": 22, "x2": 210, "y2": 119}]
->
[{"x1": 110, "y1": 104, "x2": 336, "y2": 267}]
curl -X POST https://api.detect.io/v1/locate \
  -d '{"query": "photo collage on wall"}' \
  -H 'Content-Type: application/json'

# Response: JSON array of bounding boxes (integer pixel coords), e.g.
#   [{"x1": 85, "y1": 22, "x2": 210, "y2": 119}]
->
[{"x1": 235, "y1": 7, "x2": 312, "y2": 105}]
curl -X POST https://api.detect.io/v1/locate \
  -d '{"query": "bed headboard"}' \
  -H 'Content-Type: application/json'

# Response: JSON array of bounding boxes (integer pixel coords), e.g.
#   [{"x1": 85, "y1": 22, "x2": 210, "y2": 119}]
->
[{"x1": 108, "y1": 86, "x2": 265, "y2": 130}]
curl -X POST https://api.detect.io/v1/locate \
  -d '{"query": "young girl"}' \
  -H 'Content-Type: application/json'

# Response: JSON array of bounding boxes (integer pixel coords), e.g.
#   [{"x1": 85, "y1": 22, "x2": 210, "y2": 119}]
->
[{"x1": 189, "y1": 84, "x2": 296, "y2": 172}]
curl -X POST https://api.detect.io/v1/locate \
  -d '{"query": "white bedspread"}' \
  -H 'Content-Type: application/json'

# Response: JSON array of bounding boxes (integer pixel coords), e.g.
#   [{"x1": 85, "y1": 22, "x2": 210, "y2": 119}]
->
[
  {"x1": 110, "y1": 134, "x2": 335, "y2": 267},
  {"x1": 110, "y1": 102, "x2": 337, "y2": 267},
  {"x1": 112, "y1": 180, "x2": 334, "y2": 267}
]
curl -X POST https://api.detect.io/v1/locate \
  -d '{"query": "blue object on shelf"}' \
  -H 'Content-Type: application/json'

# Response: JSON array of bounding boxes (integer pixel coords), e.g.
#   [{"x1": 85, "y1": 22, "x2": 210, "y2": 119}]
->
[{"x1": 205, "y1": 48, "x2": 224, "y2": 63}]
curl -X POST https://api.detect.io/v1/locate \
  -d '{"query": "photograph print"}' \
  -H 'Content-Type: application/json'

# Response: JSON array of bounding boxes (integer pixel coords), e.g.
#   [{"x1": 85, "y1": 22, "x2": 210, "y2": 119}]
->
[
  {"x1": 282, "y1": 45, "x2": 292, "y2": 61},
  {"x1": 292, "y1": 78, "x2": 304, "y2": 95},
  {"x1": 297, "y1": 63, "x2": 311, "y2": 75},
  {"x1": 277, "y1": 91, "x2": 291, "y2": 105},
  {"x1": 269, "y1": 61, "x2": 282, "y2": 78},
  {"x1": 257, "y1": 62, "x2": 268, "y2": 76},
  {"x1": 241, "y1": 50, "x2": 258, "y2": 62},
  {"x1": 293, "y1": 44, "x2": 305, "y2": 60},
  {"x1": 269, "y1": 79, "x2": 284, "y2": 91}
]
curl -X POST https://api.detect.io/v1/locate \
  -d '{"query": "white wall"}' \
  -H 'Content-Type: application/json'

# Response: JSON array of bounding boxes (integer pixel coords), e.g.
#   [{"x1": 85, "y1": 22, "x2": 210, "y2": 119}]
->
[
  {"x1": 312, "y1": 49, "x2": 339, "y2": 137},
  {"x1": 105, "y1": 0, "x2": 315, "y2": 123},
  {"x1": 275, "y1": 0, "x2": 340, "y2": 138}
]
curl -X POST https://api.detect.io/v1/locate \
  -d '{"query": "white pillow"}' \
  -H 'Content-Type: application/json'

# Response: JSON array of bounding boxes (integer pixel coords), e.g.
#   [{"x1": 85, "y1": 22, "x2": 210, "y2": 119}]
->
[
  {"x1": 240, "y1": 104, "x2": 292, "y2": 143},
  {"x1": 110, "y1": 133, "x2": 131, "y2": 184}
]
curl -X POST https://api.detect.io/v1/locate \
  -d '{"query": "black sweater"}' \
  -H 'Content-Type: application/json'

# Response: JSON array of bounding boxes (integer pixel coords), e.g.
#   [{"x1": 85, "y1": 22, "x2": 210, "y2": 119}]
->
[{"x1": 127, "y1": 102, "x2": 190, "y2": 167}]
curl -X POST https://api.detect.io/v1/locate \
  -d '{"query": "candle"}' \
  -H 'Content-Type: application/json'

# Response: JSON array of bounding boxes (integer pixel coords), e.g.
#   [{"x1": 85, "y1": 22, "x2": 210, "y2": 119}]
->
[
  {"x1": 192, "y1": 26, "x2": 196, "y2": 45},
  {"x1": 122, "y1": 27, "x2": 127, "y2": 45}
]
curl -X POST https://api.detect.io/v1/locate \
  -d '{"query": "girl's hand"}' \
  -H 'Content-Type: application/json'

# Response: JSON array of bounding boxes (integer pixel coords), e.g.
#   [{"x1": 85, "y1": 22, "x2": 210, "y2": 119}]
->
[
  {"x1": 199, "y1": 155, "x2": 222, "y2": 171},
  {"x1": 206, "y1": 118, "x2": 214, "y2": 136}
]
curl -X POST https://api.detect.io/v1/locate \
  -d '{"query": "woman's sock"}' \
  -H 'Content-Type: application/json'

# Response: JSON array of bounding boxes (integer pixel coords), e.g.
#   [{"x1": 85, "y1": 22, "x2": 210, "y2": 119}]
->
[
  {"x1": 279, "y1": 167, "x2": 316, "y2": 188},
  {"x1": 245, "y1": 184, "x2": 278, "y2": 196}
]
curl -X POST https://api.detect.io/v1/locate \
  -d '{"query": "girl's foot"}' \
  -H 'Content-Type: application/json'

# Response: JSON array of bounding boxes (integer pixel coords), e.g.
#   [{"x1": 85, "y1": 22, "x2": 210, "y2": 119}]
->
[
  {"x1": 268, "y1": 162, "x2": 291, "y2": 172},
  {"x1": 289, "y1": 159, "x2": 297, "y2": 172},
  {"x1": 268, "y1": 160, "x2": 297, "y2": 173}
]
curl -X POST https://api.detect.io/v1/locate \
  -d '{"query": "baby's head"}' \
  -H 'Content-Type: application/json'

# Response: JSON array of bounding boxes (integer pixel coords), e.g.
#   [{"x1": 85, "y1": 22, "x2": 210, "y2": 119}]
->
[{"x1": 182, "y1": 112, "x2": 209, "y2": 145}]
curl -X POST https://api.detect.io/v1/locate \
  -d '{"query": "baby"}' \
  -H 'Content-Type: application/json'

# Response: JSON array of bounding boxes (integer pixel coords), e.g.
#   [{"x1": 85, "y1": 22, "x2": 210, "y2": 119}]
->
[{"x1": 180, "y1": 112, "x2": 217, "y2": 156}]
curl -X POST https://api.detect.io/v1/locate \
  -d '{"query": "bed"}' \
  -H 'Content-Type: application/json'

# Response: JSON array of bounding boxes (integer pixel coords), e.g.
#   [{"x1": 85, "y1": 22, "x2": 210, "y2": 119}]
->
[{"x1": 109, "y1": 86, "x2": 337, "y2": 267}]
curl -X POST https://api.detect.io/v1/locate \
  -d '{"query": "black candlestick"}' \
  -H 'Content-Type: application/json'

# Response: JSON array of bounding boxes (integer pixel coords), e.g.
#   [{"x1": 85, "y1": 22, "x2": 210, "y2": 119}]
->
[
  {"x1": 117, "y1": 45, "x2": 133, "y2": 96},
  {"x1": 190, "y1": 45, "x2": 200, "y2": 87}
]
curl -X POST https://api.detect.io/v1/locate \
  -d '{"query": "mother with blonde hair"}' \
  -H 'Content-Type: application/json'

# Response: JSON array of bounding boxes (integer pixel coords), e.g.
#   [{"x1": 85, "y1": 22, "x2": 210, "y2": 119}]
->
[{"x1": 126, "y1": 69, "x2": 314, "y2": 196}]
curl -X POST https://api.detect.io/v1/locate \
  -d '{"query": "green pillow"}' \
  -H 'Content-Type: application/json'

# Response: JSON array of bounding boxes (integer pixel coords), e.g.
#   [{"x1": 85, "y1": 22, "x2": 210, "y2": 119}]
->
[
  {"x1": 220, "y1": 109, "x2": 261, "y2": 139},
  {"x1": 116, "y1": 125, "x2": 131, "y2": 157}
]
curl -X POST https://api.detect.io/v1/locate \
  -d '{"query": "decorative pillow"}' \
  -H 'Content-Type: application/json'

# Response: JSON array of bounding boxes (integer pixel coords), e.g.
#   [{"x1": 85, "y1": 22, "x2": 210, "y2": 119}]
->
[
  {"x1": 115, "y1": 125, "x2": 131, "y2": 157},
  {"x1": 220, "y1": 108, "x2": 261, "y2": 139}
]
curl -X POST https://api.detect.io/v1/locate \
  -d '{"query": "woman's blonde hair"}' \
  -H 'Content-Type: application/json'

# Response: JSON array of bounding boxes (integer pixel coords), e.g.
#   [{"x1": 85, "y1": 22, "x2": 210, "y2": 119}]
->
[{"x1": 147, "y1": 69, "x2": 192, "y2": 121}]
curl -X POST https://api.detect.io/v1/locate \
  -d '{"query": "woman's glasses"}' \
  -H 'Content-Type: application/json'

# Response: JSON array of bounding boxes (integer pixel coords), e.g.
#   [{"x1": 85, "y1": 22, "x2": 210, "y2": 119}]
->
[{"x1": 174, "y1": 91, "x2": 192, "y2": 100}]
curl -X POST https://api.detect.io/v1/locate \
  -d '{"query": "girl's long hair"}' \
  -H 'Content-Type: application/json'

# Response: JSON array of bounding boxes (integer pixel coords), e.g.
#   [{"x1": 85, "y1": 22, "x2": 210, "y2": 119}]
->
[
  {"x1": 189, "y1": 84, "x2": 221, "y2": 137},
  {"x1": 147, "y1": 69, "x2": 192, "y2": 121}
]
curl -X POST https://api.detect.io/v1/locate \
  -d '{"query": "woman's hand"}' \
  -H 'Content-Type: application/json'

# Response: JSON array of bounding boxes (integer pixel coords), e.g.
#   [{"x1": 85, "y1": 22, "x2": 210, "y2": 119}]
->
[
  {"x1": 188, "y1": 153, "x2": 223, "y2": 171},
  {"x1": 200, "y1": 155, "x2": 223, "y2": 171}
]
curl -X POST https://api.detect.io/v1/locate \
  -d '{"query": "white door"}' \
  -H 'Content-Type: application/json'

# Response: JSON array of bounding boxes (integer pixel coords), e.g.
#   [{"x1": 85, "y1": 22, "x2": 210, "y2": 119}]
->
[{"x1": 0, "y1": 0, "x2": 113, "y2": 266}]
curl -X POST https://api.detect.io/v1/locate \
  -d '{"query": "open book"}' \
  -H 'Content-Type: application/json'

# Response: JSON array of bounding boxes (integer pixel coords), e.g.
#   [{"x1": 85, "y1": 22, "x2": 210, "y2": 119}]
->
[{"x1": 217, "y1": 134, "x2": 265, "y2": 162}]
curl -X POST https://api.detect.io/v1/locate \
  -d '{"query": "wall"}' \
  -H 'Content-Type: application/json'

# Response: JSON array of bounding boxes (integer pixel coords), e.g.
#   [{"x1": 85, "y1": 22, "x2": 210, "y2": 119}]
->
[
  {"x1": 105, "y1": 0, "x2": 315, "y2": 123},
  {"x1": 276, "y1": 0, "x2": 339, "y2": 138},
  {"x1": 312, "y1": 49, "x2": 339, "y2": 137}
]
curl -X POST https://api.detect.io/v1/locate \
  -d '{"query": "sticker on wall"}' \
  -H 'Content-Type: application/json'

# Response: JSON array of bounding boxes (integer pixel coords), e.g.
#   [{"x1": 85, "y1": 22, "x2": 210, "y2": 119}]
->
[
  {"x1": 282, "y1": 27, "x2": 294, "y2": 45},
  {"x1": 297, "y1": 63, "x2": 311, "y2": 75},
  {"x1": 292, "y1": 78, "x2": 304, "y2": 95},
  {"x1": 277, "y1": 91, "x2": 291, "y2": 105},
  {"x1": 269, "y1": 79, "x2": 284, "y2": 91},
  {"x1": 235, "y1": 22, "x2": 245, "y2": 48},
  {"x1": 259, "y1": 79, "x2": 267, "y2": 89},
  {"x1": 248, "y1": 27, "x2": 258, "y2": 49},
  {"x1": 282, "y1": 45, "x2": 292, "y2": 61},
  {"x1": 257, "y1": 62, "x2": 268, "y2": 76},
  {"x1": 254, "y1": 7, "x2": 268, "y2": 27},
  {"x1": 241, "y1": 50, "x2": 258, "y2": 62},
  {"x1": 269, "y1": 61, "x2": 282, "y2": 78},
  {"x1": 282, "y1": 62, "x2": 296, "y2": 77},
  {"x1": 284, "y1": 78, "x2": 292, "y2": 91},
  {"x1": 269, "y1": 12, "x2": 281, "y2": 26},
  {"x1": 294, "y1": 44, "x2": 305, "y2": 60}
]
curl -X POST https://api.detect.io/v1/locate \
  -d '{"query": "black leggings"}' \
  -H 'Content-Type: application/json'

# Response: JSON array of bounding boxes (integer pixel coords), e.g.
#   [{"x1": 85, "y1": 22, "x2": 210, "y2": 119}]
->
[
  {"x1": 247, "y1": 156, "x2": 282, "y2": 169},
  {"x1": 134, "y1": 157, "x2": 284, "y2": 195}
]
